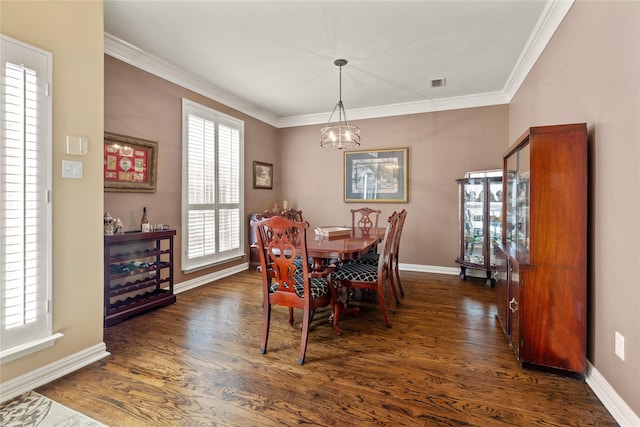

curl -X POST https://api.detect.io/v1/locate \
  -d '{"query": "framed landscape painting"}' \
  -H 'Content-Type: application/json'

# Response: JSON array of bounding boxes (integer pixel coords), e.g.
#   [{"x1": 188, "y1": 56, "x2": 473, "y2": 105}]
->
[{"x1": 344, "y1": 148, "x2": 408, "y2": 202}]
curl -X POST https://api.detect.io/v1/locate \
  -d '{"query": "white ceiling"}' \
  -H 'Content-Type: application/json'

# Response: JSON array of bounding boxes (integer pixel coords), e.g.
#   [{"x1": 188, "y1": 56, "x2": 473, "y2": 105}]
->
[{"x1": 103, "y1": 1, "x2": 573, "y2": 128}]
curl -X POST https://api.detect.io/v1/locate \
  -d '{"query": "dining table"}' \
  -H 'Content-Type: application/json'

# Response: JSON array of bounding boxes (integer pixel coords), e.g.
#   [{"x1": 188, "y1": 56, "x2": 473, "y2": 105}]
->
[{"x1": 306, "y1": 226, "x2": 385, "y2": 272}]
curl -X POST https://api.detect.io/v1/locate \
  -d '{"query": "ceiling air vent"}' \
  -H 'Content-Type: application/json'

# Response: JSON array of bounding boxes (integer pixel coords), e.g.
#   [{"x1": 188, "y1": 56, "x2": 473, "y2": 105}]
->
[{"x1": 430, "y1": 77, "x2": 446, "y2": 88}]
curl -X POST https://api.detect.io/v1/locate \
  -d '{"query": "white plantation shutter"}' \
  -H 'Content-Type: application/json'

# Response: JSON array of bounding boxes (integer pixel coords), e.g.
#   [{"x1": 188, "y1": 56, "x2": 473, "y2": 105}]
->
[
  {"x1": 1, "y1": 35, "x2": 57, "y2": 361},
  {"x1": 217, "y1": 124, "x2": 240, "y2": 252},
  {"x1": 182, "y1": 99, "x2": 243, "y2": 271}
]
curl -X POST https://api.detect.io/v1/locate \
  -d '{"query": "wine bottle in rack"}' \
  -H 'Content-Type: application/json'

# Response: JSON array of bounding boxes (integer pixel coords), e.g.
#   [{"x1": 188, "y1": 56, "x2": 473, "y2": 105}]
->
[{"x1": 130, "y1": 261, "x2": 149, "y2": 269}]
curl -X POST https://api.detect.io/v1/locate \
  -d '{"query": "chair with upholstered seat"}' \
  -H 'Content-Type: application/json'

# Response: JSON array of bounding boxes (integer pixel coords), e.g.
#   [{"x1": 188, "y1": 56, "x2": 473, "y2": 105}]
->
[
  {"x1": 253, "y1": 213, "x2": 299, "y2": 323},
  {"x1": 251, "y1": 215, "x2": 334, "y2": 364},
  {"x1": 353, "y1": 209, "x2": 407, "y2": 305},
  {"x1": 331, "y1": 211, "x2": 399, "y2": 329},
  {"x1": 351, "y1": 207, "x2": 382, "y2": 230},
  {"x1": 255, "y1": 209, "x2": 313, "y2": 306},
  {"x1": 260, "y1": 209, "x2": 312, "y2": 274}
]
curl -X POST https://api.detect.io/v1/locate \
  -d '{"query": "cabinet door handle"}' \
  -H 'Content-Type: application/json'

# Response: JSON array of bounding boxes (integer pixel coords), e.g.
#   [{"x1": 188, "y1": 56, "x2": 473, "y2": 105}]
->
[{"x1": 509, "y1": 297, "x2": 519, "y2": 313}]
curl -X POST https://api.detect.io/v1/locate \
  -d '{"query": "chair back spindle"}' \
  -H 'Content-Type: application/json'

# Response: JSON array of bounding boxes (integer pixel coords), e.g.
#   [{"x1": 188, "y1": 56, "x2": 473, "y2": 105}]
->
[{"x1": 351, "y1": 207, "x2": 382, "y2": 230}]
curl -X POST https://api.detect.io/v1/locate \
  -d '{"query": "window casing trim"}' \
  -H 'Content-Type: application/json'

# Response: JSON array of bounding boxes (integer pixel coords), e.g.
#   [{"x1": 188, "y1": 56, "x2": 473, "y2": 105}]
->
[
  {"x1": 0, "y1": 34, "x2": 56, "y2": 361},
  {"x1": 181, "y1": 98, "x2": 245, "y2": 272}
]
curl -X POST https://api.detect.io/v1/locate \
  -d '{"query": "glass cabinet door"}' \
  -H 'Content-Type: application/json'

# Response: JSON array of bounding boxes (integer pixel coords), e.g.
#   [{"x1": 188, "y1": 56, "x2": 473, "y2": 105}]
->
[
  {"x1": 461, "y1": 177, "x2": 486, "y2": 265},
  {"x1": 505, "y1": 156, "x2": 517, "y2": 245},
  {"x1": 505, "y1": 142, "x2": 530, "y2": 254},
  {"x1": 487, "y1": 177, "x2": 503, "y2": 264}
]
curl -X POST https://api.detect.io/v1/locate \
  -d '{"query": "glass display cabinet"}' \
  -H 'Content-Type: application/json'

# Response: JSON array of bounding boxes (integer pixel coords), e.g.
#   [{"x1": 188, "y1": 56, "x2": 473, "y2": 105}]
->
[{"x1": 455, "y1": 170, "x2": 502, "y2": 287}]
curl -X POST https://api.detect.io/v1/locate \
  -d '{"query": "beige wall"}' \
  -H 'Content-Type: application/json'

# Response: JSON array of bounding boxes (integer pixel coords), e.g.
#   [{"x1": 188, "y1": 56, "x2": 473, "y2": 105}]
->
[
  {"x1": 104, "y1": 56, "x2": 280, "y2": 284},
  {"x1": 0, "y1": 2, "x2": 105, "y2": 381},
  {"x1": 278, "y1": 106, "x2": 509, "y2": 267},
  {"x1": 509, "y1": 0, "x2": 639, "y2": 416}
]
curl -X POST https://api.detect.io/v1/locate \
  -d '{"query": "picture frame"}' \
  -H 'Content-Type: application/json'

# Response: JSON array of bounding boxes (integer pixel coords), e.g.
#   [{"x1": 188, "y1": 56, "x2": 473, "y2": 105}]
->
[
  {"x1": 104, "y1": 132, "x2": 158, "y2": 192},
  {"x1": 253, "y1": 161, "x2": 273, "y2": 189},
  {"x1": 344, "y1": 148, "x2": 408, "y2": 203}
]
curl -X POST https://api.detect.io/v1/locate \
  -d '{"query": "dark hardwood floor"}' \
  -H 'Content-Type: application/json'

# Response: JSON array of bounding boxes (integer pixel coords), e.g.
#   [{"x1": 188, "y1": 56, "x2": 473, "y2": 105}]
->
[{"x1": 37, "y1": 270, "x2": 617, "y2": 426}]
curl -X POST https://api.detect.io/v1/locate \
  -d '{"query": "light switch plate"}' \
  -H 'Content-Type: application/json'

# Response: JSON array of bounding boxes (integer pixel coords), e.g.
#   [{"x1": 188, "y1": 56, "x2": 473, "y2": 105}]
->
[
  {"x1": 62, "y1": 160, "x2": 83, "y2": 179},
  {"x1": 66, "y1": 136, "x2": 88, "y2": 156}
]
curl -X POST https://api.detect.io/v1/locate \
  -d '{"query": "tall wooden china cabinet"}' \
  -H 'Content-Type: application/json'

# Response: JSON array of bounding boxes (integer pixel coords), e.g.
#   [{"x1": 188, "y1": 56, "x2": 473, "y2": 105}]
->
[
  {"x1": 495, "y1": 123, "x2": 587, "y2": 376},
  {"x1": 455, "y1": 170, "x2": 502, "y2": 287}
]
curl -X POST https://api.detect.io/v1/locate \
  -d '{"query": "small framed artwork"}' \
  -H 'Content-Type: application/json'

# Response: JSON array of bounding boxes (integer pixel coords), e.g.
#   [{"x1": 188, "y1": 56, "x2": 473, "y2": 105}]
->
[
  {"x1": 344, "y1": 148, "x2": 408, "y2": 202},
  {"x1": 104, "y1": 132, "x2": 158, "y2": 192},
  {"x1": 253, "y1": 161, "x2": 273, "y2": 189}
]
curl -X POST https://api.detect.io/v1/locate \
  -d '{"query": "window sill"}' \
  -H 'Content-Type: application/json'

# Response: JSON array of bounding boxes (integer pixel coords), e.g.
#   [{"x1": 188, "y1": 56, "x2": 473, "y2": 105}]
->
[
  {"x1": 182, "y1": 255, "x2": 243, "y2": 274},
  {"x1": 0, "y1": 333, "x2": 64, "y2": 364}
]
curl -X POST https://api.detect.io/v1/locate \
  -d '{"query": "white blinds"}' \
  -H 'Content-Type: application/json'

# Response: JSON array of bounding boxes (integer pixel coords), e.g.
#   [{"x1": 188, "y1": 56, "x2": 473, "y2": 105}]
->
[
  {"x1": 1, "y1": 36, "x2": 52, "y2": 354},
  {"x1": 217, "y1": 124, "x2": 240, "y2": 253},
  {"x1": 182, "y1": 99, "x2": 243, "y2": 272}
]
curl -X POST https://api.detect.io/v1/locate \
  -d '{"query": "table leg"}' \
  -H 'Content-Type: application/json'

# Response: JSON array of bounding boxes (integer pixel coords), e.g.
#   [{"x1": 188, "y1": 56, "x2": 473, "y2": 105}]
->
[
  {"x1": 328, "y1": 282, "x2": 361, "y2": 336},
  {"x1": 310, "y1": 257, "x2": 362, "y2": 335}
]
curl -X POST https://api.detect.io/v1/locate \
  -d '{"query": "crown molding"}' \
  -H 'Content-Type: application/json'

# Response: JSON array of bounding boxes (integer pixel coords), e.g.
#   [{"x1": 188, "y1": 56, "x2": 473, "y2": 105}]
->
[
  {"x1": 503, "y1": 0, "x2": 575, "y2": 100},
  {"x1": 104, "y1": 1, "x2": 572, "y2": 129},
  {"x1": 104, "y1": 33, "x2": 280, "y2": 127},
  {"x1": 276, "y1": 91, "x2": 510, "y2": 128}
]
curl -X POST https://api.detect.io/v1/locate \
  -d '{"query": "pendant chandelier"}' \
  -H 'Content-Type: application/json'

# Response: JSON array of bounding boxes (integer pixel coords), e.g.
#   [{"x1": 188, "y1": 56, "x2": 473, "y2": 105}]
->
[{"x1": 320, "y1": 59, "x2": 361, "y2": 149}]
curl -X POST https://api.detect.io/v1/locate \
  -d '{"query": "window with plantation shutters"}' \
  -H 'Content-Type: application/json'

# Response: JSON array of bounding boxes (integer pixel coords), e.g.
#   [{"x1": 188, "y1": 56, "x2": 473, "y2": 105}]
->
[
  {"x1": 182, "y1": 99, "x2": 244, "y2": 272},
  {"x1": 1, "y1": 35, "x2": 60, "y2": 363}
]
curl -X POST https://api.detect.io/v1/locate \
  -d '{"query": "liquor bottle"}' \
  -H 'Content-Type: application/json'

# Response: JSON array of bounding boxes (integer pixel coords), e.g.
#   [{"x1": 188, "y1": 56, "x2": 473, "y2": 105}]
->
[{"x1": 141, "y1": 207, "x2": 150, "y2": 232}]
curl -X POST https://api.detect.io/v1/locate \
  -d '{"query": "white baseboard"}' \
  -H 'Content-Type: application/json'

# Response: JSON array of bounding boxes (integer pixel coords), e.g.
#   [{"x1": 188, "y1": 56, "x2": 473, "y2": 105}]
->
[
  {"x1": 0, "y1": 342, "x2": 110, "y2": 404},
  {"x1": 174, "y1": 262, "x2": 248, "y2": 294},
  {"x1": 398, "y1": 263, "x2": 459, "y2": 275},
  {"x1": 586, "y1": 361, "x2": 639, "y2": 427}
]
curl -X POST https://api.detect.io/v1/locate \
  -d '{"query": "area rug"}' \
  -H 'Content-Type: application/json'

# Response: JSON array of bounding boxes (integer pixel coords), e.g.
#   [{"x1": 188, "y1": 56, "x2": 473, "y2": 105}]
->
[{"x1": 0, "y1": 390, "x2": 106, "y2": 427}]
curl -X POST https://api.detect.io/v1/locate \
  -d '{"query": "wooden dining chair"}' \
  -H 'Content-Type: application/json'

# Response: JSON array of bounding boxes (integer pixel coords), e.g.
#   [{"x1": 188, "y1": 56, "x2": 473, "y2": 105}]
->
[
  {"x1": 253, "y1": 212, "x2": 298, "y2": 321},
  {"x1": 331, "y1": 211, "x2": 399, "y2": 329},
  {"x1": 251, "y1": 215, "x2": 334, "y2": 364},
  {"x1": 351, "y1": 209, "x2": 407, "y2": 305},
  {"x1": 256, "y1": 209, "x2": 312, "y2": 284},
  {"x1": 351, "y1": 207, "x2": 382, "y2": 229},
  {"x1": 255, "y1": 209, "x2": 278, "y2": 220},
  {"x1": 257, "y1": 208, "x2": 303, "y2": 222},
  {"x1": 282, "y1": 208, "x2": 304, "y2": 222},
  {"x1": 390, "y1": 209, "x2": 407, "y2": 299}
]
